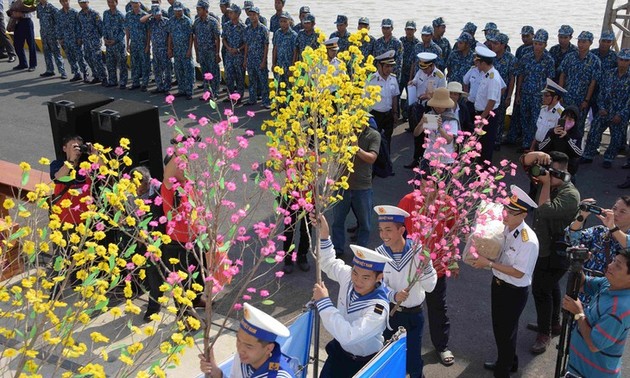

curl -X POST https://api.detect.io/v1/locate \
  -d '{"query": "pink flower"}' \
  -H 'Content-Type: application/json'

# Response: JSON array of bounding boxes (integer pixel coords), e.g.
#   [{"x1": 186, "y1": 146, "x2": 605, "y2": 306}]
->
[
  {"x1": 188, "y1": 113, "x2": 197, "y2": 120},
  {"x1": 233, "y1": 303, "x2": 243, "y2": 311},
  {"x1": 198, "y1": 117, "x2": 209, "y2": 126},
  {"x1": 204, "y1": 72, "x2": 214, "y2": 81},
  {"x1": 166, "y1": 271, "x2": 182, "y2": 284},
  {"x1": 95, "y1": 222, "x2": 105, "y2": 231},
  {"x1": 228, "y1": 115, "x2": 239, "y2": 124},
  {"x1": 165, "y1": 94, "x2": 175, "y2": 104},
  {"x1": 213, "y1": 122, "x2": 228, "y2": 136},
  {"x1": 225, "y1": 182, "x2": 236, "y2": 191},
  {"x1": 246, "y1": 110, "x2": 255, "y2": 118},
  {"x1": 259, "y1": 290, "x2": 269, "y2": 297},
  {"x1": 242, "y1": 295, "x2": 251, "y2": 300},
  {"x1": 247, "y1": 287, "x2": 257, "y2": 293},
  {"x1": 275, "y1": 271, "x2": 284, "y2": 278},
  {"x1": 115, "y1": 147, "x2": 124, "y2": 156},
  {"x1": 167, "y1": 118, "x2": 177, "y2": 127},
  {"x1": 245, "y1": 130, "x2": 254, "y2": 136},
  {"x1": 229, "y1": 93, "x2": 241, "y2": 101},
  {"x1": 202, "y1": 91, "x2": 211, "y2": 101},
  {"x1": 224, "y1": 108, "x2": 233, "y2": 116}
]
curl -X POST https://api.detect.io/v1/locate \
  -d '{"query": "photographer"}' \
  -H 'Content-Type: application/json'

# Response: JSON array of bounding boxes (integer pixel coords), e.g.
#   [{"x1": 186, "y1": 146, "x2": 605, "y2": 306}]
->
[
  {"x1": 561, "y1": 249, "x2": 630, "y2": 378},
  {"x1": 520, "y1": 151, "x2": 580, "y2": 354},
  {"x1": 566, "y1": 196, "x2": 630, "y2": 294}
]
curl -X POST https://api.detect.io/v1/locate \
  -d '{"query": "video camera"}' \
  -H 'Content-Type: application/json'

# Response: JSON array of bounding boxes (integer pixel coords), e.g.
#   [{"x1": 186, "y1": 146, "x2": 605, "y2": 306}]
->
[
  {"x1": 579, "y1": 202, "x2": 604, "y2": 215},
  {"x1": 78, "y1": 143, "x2": 91, "y2": 154},
  {"x1": 530, "y1": 165, "x2": 571, "y2": 183}
]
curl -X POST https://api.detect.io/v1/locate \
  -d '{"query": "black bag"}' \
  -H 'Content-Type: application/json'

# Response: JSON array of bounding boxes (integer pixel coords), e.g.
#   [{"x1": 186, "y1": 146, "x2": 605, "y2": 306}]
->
[{"x1": 373, "y1": 133, "x2": 393, "y2": 178}]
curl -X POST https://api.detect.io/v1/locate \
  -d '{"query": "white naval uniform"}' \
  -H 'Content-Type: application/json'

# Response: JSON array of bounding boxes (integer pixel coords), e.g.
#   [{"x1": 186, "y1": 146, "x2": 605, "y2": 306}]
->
[
  {"x1": 315, "y1": 238, "x2": 390, "y2": 357},
  {"x1": 474, "y1": 66, "x2": 505, "y2": 112},
  {"x1": 376, "y1": 239, "x2": 437, "y2": 307},
  {"x1": 229, "y1": 354, "x2": 295, "y2": 378},
  {"x1": 463, "y1": 66, "x2": 484, "y2": 103},
  {"x1": 492, "y1": 221, "x2": 539, "y2": 287},
  {"x1": 409, "y1": 67, "x2": 447, "y2": 103},
  {"x1": 534, "y1": 102, "x2": 564, "y2": 142},
  {"x1": 368, "y1": 72, "x2": 400, "y2": 112}
]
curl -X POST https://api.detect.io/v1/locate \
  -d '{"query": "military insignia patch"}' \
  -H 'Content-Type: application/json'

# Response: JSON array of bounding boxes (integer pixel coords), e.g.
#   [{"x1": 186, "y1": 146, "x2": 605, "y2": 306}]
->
[
  {"x1": 489, "y1": 72, "x2": 494, "y2": 79},
  {"x1": 269, "y1": 362, "x2": 280, "y2": 371},
  {"x1": 374, "y1": 304, "x2": 384, "y2": 315},
  {"x1": 521, "y1": 229, "x2": 529, "y2": 242}
]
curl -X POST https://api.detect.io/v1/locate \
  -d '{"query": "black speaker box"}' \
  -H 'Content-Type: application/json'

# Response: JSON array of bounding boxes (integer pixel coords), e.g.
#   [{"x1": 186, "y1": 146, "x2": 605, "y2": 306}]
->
[
  {"x1": 48, "y1": 91, "x2": 115, "y2": 160},
  {"x1": 91, "y1": 99, "x2": 164, "y2": 181}
]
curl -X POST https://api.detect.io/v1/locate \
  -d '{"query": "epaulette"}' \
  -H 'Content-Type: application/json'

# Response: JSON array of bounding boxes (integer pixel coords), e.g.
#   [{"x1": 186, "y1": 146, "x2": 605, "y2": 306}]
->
[
  {"x1": 435, "y1": 71, "x2": 444, "y2": 78},
  {"x1": 374, "y1": 303, "x2": 385, "y2": 315},
  {"x1": 489, "y1": 72, "x2": 494, "y2": 79},
  {"x1": 521, "y1": 228, "x2": 529, "y2": 242}
]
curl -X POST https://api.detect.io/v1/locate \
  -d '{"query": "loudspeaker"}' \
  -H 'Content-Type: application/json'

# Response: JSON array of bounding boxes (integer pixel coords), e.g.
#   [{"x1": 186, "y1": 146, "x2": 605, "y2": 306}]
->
[
  {"x1": 91, "y1": 99, "x2": 164, "y2": 181},
  {"x1": 48, "y1": 91, "x2": 115, "y2": 160}
]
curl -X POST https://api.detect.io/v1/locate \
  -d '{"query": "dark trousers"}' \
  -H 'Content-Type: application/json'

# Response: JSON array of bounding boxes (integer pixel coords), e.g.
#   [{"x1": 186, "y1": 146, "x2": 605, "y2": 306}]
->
[
  {"x1": 384, "y1": 308, "x2": 425, "y2": 378},
  {"x1": 320, "y1": 339, "x2": 375, "y2": 378},
  {"x1": 0, "y1": 12, "x2": 16, "y2": 56},
  {"x1": 532, "y1": 256, "x2": 567, "y2": 335},
  {"x1": 282, "y1": 208, "x2": 310, "y2": 265},
  {"x1": 476, "y1": 110, "x2": 498, "y2": 166},
  {"x1": 411, "y1": 103, "x2": 427, "y2": 162},
  {"x1": 491, "y1": 277, "x2": 528, "y2": 378},
  {"x1": 13, "y1": 18, "x2": 36, "y2": 68},
  {"x1": 425, "y1": 275, "x2": 450, "y2": 352},
  {"x1": 371, "y1": 109, "x2": 394, "y2": 153}
]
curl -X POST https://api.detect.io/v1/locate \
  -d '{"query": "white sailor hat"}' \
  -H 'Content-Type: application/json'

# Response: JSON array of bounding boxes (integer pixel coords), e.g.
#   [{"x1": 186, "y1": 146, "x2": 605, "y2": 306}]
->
[
  {"x1": 325, "y1": 37, "x2": 339, "y2": 50},
  {"x1": 240, "y1": 303, "x2": 290, "y2": 342},
  {"x1": 505, "y1": 185, "x2": 538, "y2": 213},
  {"x1": 417, "y1": 52, "x2": 438, "y2": 63},
  {"x1": 475, "y1": 45, "x2": 496, "y2": 61},
  {"x1": 375, "y1": 50, "x2": 396, "y2": 65},
  {"x1": 374, "y1": 205, "x2": 410, "y2": 224},
  {"x1": 541, "y1": 78, "x2": 567, "y2": 95},
  {"x1": 350, "y1": 244, "x2": 393, "y2": 271}
]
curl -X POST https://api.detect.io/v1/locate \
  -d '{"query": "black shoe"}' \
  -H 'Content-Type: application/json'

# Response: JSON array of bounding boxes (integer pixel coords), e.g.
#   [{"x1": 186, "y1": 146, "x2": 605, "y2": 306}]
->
[
  {"x1": 40, "y1": 71, "x2": 54, "y2": 77},
  {"x1": 28, "y1": 67, "x2": 36, "y2": 72},
  {"x1": 174, "y1": 92, "x2": 186, "y2": 97},
  {"x1": 140, "y1": 86, "x2": 148, "y2": 92},
  {"x1": 69, "y1": 74, "x2": 82, "y2": 82},
  {"x1": 89, "y1": 78, "x2": 101, "y2": 84},
  {"x1": 8, "y1": 56, "x2": 16, "y2": 63},
  {"x1": 186, "y1": 95, "x2": 193, "y2": 100},
  {"x1": 13, "y1": 65, "x2": 27, "y2": 70},
  {"x1": 60, "y1": 74, "x2": 67, "y2": 79},
  {"x1": 0, "y1": 53, "x2": 8, "y2": 59},
  {"x1": 297, "y1": 261, "x2": 311, "y2": 272},
  {"x1": 483, "y1": 361, "x2": 518, "y2": 373},
  {"x1": 119, "y1": 84, "x2": 126, "y2": 89},
  {"x1": 622, "y1": 162, "x2": 630, "y2": 169},
  {"x1": 527, "y1": 322, "x2": 562, "y2": 336},
  {"x1": 105, "y1": 83, "x2": 117, "y2": 87},
  {"x1": 129, "y1": 85, "x2": 140, "y2": 90},
  {"x1": 618, "y1": 179, "x2": 630, "y2": 189}
]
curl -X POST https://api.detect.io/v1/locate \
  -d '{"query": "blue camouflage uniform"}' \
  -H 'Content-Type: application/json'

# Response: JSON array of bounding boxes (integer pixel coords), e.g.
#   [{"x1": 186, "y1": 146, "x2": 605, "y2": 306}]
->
[
  {"x1": 244, "y1": 19, "x2": 269, "y2": 106},
  {"x1": 56, "y1": 7, "x2": 86, "y2": 77},
  {"x1": 125, "y1": 9, "x2": 150, "y2": 88},
  {"x1": 433, "y1": 37, "x2": 450, "y2": 71},
  {"x1": 37, "y1": 2, "x2": 65, "y2": 76},
  {"x1": 169, "y1": 14, "x2": 195, "y2": 96},
  {"x1": 295, "y1": 30, "x2": 320, "y2": 60},
  {"x1": 549, "y1": 43, "x2": 577, "y2": 82},
  {"x1": 245, "y1": 14, "x2": 266, "y2": 27},
  {"x1": 517, "y1": 50, "x2": 555, "y2": 149},
  {"x1": 148, "y1": 15, "x2": 171, "y2": 92},
  {"x1": 589, "y1": 46, "x2": 617, "y2": 114},
  {"x1": 329, "y1": 30, "x2": 350, "y2": 53},
  {"x1": 583, "y1": 65, "x2": 630, "y2": 163},
  {"x1": 272, "y1": 26, "x2": 296, "y2": 83},
  {"x1": 374, "y1": 36, "x2": 403, "y2": 78},
  {"x1": 269, "y1": 12, "x2": 281, "y2": 34},
  {"x1": 559, "y1": 50, "x2": 601, "y2": 136},
  {"x1": 445, "y1": 47, "x2": 473, "y2": 84},
  {"x1": 222, "y1": 17, "x2": 246, "y2": 97},
  {"x1": 103, "y1": 8, "x2": 127, "y2": 87},
  {"x1": 78, "y1": 6, "x2": 106, "y2": 81},
  {"x1": 399, "y1": 34, "x2": 419, "y2": 96},
  {"x1": 193, "y1": 15, "x2": 221, "y2": 94},
  {"x1": 493, "y1": 50, "x2": 516, "y2": 146},
  {"x1": 515, "y1": 44, "x2": 533, "y2": 60}
]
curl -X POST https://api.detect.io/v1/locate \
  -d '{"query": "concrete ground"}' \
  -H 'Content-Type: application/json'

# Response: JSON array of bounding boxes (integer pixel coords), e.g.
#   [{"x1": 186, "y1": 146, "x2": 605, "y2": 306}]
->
[{"x1": 1, "y1": 52, "x2": 629, "y2": 377}]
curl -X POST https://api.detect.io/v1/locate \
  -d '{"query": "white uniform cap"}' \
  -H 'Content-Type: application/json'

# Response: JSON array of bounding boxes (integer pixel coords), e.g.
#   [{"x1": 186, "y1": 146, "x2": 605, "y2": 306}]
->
[
  {"x1": 324, "y1": 37, "x2": 340, "y2": 50},
  {"x1": 375, "y1": 50, "x2": 395, "y2": 61},
  {"x1": 474, "y1": 45, "x2": 497, "y2": 58},
  {"x1": 373, "y1": 205, "x2": 410, "y2": 223},
  {"x1": 240, "y1": 303, "x2": 290, "y2": 342},
  {"x1": 541, "y1": 78, "x2": 567, "y2": 94},
  {"x1": 506, "y1": 185, "x2": 538, "y2": 212},
  {"x1": 350, "y1": 244, "x2": 393, "y2": 271},
  {"x1": 416, "y1": 52, "x2": 438, "y2": 62}
]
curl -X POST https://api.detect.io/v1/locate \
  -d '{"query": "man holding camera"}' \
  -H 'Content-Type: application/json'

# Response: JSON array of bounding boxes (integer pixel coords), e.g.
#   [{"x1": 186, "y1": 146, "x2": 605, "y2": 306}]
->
[
  {"x1": 561, "y1": 249, "x2": 630, "y2": 378},
  {"x1": 520, "y1": 151, "x2": 580, "y2": 354}
]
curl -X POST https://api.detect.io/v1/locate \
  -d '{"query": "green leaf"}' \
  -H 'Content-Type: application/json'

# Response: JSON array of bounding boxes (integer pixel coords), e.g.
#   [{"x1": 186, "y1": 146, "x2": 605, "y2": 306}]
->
[
  {"x1": 8, "y1": 227, "x2": 27, "y2": 241},
  {"x1": 53, "y1": 256, "x2": 64, "y2": 272},
  {"x1": 113, "y1": 210, "x2": 122, "y2": 224},
  {"x1": 261, "y1": 300, "x2": 274, "y2": 305},
  {"x1": 28, "y1": 323, "x2": 37, "y2": 339},
  {"x1": 20, "y1": 170, "x2": 29, "y2": 186},
  {"x1": 264, "y1": 257, "x2": 276, "y2": 264},
  {"x1": 209, "y1": 100, "x2": 217, "y2": 109},
  {"x1": 124, "y1": 243, "x2": 137, "y2": 258}
]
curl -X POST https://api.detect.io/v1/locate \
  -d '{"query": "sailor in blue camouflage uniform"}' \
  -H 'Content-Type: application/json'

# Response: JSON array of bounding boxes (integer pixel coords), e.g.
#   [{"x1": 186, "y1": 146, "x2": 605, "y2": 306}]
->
[
  {"x1": 37, "y1": 0, "x2": 66, "y2": 78},
  {"x1": 505, "y1": 25, "x2": 535, "y2": 145},
  {"x1": 242, "y1": 1, "x2": 266, "y2": 27},
  {"x1": 489, "y1": 32, "x2": 516, "y2": 150},
  {"x1": 399, "y1": 20, "x2": 419, "y2": 121},
  {"x1": 482, "y1": 22, "x2": 498, "y2": 48},
  {"x1": 124, "y1": 0, "x2": 148, "y2": 13},
  {"x1": 57, "y1": 0, "x2": 86, "y2": 82},
  {"x1": 559, "y1": 31, "x2": 601, "y2": 138},
  {"x1": 329, "y1": 15, "x2": 350, "y2": 53},
  {"x1": 589, "y1": 30, "x2": 617, "y2": 116},
  {"x1": 373, "y1": 19, "x2": 403, "y2": 79},
  {"x1": 145, "y1": 6, "x2": 171, "y2": 93},
  {"x1": 77, "y1": 0, "x2": 106, "y2": 84},
  {"x1": 125, "y1": 0, "x2": 149, "y2": 91},
  {"x1": 193, "y1": 0, "x2": 221, "y2": 96},
  {"x1": 268, "y1": 0, "x2": 285, "y2": 33},
  {"x1": 103, "y1": 0, "x2": 127, "y2": 88},
  {"x1": 582, "y1": 49, "x2": 630, "y2": 168},
  {"x1": 271, "y1": 11, "x2": 296, "y2": 85},
  {"x1": 549, "y1": 25, "x2": 577, "y2": 82},
  {"x1": 292, "y1": 6, "x2": 309, "y2": 33},
  {"x1": 293, "y1": 14, "x2": 318, "y2": 62},
  {"x1": 243, "y1": 6, "x2": 269, "y2": 107},
  {"x1": 168, "y1": 1, "x2": 195, "y2": 99},
  {"x1": 432, "y1": 17, "x2": 450, "y2": 70},
  {"x1": 219, "y1": 0, "x2": 230, "y2": 25},
  {"x1": 515, "y1": 29, "x2": 555, "y2": 151},
  {"x1": 461, "y1": 22, "x2": 478, "y2": 48},
  {"x1": 445, "y1": 31, "x2": 473, "y2": 84},
  {"x1": 166, "y1": 0, "x2": 189, "y2": 18},
  {"x1": 357, "y1": 17, "x2": 375, "y2": 59},
  {"x1": 222, "y1": 3, "x2": 246, "y2": 100},
  {"x1": 411, "y1": 25, "x2": 443, "y2": 78}
]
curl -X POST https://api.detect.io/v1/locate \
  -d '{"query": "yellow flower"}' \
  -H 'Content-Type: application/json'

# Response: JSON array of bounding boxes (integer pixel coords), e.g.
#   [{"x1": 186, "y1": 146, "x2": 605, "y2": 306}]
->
[
  {"x1": 119, "y1": 137, "x2": 131, "y2": 149},
  {"x1": 119, "y1": 354, "x2": 134, "y2": 366},
  {"x1": 19, "y1": 162, "x2": 31, "y2": 172},
  {"x1": 38, "y1": 157, "x2": 50, "y2": 165},
  {"x1": 3, "y1": 198, "x2": 15, "y2": 210}
]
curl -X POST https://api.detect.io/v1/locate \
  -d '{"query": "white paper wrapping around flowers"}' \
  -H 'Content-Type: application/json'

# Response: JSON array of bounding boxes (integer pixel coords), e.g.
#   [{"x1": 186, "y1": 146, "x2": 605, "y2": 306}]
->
[{"x1": 463, "y1": 201, "x2": 505, "y2": 265}]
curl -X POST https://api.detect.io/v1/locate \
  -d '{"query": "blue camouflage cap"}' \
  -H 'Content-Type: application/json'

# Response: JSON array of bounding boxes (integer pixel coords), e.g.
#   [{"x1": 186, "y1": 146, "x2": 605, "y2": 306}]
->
[
  {"x1": 220, "y1": 0, "x2": 230, "y2": 5},
  {"x1": 358, "y1": 16, "x2": 369, "y2": 26},
  {"x1": 483, "y1": 22, "x2": 498, "y2": 32},
  {"x1": 558, "y1": 24, "x2": 574, "y2": 36},
  {"x1": 618, "y1": 48, "x2": 630, "y2": 60},
  {"x1": 421, "y1": 25, "x2": 434, "y2": 35},
  {"x1": 279, "y1": 11, "x2": 290, "y2": 19},
  {"x1": 129, "y1": 0, "x2": 140, "y2": 2},
  {"x1": 228, "y1": 3, "x2": 241, "y2": 13},
  {"x1": 457, "y1": 31, "x2": 474, "y2": 44},
  {"x1": 485, "y1": 29, "x2": 499, "y2": 40},
  {"x1": 600, "y1": 30, "x2": 615, "y2": 41},
  {"x1": 577, "y1": 31, "x2": 593, "y2": 41},
  {"x1": 299, "y1": 6, "x2": 310, "y2": 14},
  {"x1": 462, "y1": 22, "x2": 477, "y2": 34},
  {"x1": 381, "y1": 18, "x2": 393, "y2": 28},
  {"x1": 172, "y1": 1, "x2": 183, "y2": 11},
  {"x1": 243, "y1": 0, "x2": 253, "y2": 10},
  {"x1": 248, "y1": 5, "x2": 260, "y2": 14},
  {"x1": 196, "y1": 0, "x2": 209, "y2": 9},
  {"x1": 405, "y1": 21, "x2": 417, "y2": 30},
  {"x1": 520, "y1": 25, "x2": 534, "y2": 35},
  {"x1": 432, "y1": 17, "x2": 445, "y2": 27},
  {"x1": 303, "y1": 13, "x2": 315, "y2": 23},
  {"x1": 489, "y1": 32, "x2": 509, "y2": 45},
  {"x1": 151, "y1": 5, "x2": 161, "y2": 15},
  {"x1": 334, "y1": 15, "x2": 347, "y2": 25},
  {"x1": 533, "y1": 28, "x2": 549, "y2": 43}
]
